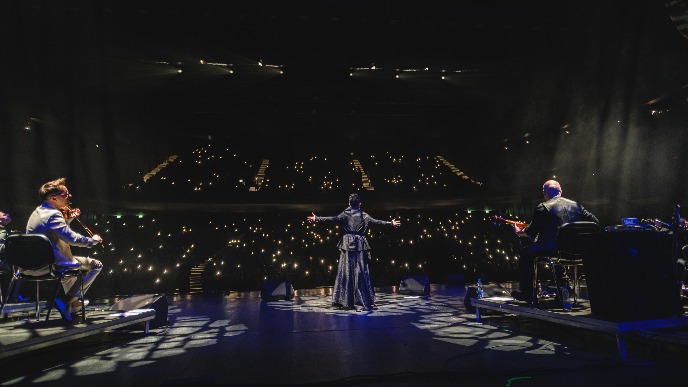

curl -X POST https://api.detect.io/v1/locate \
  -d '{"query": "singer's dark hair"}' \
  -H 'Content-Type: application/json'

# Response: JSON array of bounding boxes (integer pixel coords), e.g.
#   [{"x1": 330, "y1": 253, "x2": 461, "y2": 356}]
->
[{"x1": 348, "y1": 193, "x2": 361, "y2": 207}]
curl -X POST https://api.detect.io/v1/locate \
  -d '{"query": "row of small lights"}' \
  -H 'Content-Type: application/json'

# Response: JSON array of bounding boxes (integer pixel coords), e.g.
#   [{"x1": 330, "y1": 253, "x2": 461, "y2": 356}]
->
[
  {"x1": 349, "y1": 66, "x2": 477, "y2": 78},
  {"x1": 145, "y1": 143, "x2": 478, "y2": 193},
  {"x1": 95, "y1": 209, "x2": 521, "y2": 287}
]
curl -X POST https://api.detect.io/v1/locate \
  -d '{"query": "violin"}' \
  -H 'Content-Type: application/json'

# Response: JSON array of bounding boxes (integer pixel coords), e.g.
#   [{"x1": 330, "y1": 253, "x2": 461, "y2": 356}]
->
[
  {"x1": 60, "y1": 206, "x2": 81, "y2": 219},
  {"x1": 60, "y1": 205, "x2": 104, "y2": 249}
]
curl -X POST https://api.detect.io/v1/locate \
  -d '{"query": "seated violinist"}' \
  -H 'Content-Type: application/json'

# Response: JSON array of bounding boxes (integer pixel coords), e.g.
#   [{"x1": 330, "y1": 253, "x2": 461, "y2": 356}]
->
[{"x1": 26, "y1": 177, "x2": 103, "y2": 322}]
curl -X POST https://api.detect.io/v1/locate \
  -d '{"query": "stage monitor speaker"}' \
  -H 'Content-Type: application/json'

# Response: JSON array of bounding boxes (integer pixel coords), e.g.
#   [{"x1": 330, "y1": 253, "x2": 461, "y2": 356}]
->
[
  {"x1": 399, "y1": 275, "x2": 429, "y2": 295},
  {"x1": 261, "y1": 280, "x2": 295, "y2": 300},
  {"x1": 463, "y1": 283, "x2": 510, "y2": 313},
  {"x1": 109, "y1": 294, "x2": 169, "y2": 328}
]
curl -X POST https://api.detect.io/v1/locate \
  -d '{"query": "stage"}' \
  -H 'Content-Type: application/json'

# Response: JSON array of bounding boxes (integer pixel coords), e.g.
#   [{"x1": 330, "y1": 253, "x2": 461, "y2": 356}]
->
[{"x1": 0, "y1": 284, "x2": 687, "y2": 386}]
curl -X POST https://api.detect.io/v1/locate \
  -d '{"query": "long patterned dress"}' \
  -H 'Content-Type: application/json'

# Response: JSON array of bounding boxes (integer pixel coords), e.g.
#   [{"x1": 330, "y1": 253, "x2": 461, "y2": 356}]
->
[{"x1": 315, "y1": 206, "x2": 394, "y2": 310}]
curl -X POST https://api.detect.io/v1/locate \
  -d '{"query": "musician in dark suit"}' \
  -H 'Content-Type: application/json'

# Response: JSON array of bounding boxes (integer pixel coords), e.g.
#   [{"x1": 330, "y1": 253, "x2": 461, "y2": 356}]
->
[
  {"x1": 511, "y1": 180, "x2": 598, "y2": 304},
  {"x1": 308, "y1": 193, "x2": 400, "y2": 311}
]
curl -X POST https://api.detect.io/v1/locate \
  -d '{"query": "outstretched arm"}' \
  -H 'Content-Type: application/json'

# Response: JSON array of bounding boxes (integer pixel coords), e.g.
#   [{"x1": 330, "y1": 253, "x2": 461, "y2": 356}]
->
[
  {"x1": 307, "y1": 212, "x2": 341, "y2": 223},
  {"x1": 366, "y1": 213, "x2": 401, "y2": 227}
]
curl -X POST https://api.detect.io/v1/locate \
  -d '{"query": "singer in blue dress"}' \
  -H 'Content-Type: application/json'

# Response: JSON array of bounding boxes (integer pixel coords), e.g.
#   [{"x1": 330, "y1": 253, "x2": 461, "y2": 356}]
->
[{"x1": 308, "y1": 194, "x2": 401, "y2": 311}]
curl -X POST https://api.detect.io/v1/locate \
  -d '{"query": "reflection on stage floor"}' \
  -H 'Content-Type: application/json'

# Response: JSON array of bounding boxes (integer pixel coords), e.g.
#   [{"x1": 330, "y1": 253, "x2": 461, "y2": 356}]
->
[{"x1": 0, "y1": 284, "x2": 687, "y2": 386}]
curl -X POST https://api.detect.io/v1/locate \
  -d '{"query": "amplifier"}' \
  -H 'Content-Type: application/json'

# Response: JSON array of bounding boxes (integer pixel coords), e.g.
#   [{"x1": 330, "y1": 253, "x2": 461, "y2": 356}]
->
[{"x1": 584, "y1": 230, "x2": 682, "y2": 321}]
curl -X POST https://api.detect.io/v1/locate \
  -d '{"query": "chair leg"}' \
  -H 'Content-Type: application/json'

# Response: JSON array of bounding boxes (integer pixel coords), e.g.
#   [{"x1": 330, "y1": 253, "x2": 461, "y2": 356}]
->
[
  {"x1": 80, "y1": 273, "x2": 86, "y2": 322},
  {"x1": 0, "y1": 277, "x2": 17, "y2": 315},
  {"x1": 571, "y1": 265, "x2": 578, "y2": 305},
  {"x1": 45, "y1": 278, "x2": 63, "y2": 322},
  {"x1": 550, "y1": 262, "x2": 563, "y2": 305},
  {"x1": 534, "y1": 257, "x2": 558, "y2": 303},
  {"x1": 557, "y1": 264, "x2": 580, "y2": 306},
  {"x1": 532, "y1": 259, "x2": 539, "y2": 303},
  {"x1": 35, "y1": 282, "x2": 41, "y2": 321}
]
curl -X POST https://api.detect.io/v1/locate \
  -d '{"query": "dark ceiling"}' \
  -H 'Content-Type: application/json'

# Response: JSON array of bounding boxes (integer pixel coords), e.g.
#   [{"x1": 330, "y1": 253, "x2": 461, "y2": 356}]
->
[
  {"x1": 4, "y1": 0, "x2": 687, "y2": 142},
  {"x1": 99, "y1": 0, "x2": 567, "y2": 143}
]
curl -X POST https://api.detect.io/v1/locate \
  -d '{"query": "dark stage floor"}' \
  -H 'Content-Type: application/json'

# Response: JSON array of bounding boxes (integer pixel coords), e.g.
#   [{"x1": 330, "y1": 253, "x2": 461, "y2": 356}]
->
[{"x1": 1, "y1": 284, "x2": 687, "y2": 386}]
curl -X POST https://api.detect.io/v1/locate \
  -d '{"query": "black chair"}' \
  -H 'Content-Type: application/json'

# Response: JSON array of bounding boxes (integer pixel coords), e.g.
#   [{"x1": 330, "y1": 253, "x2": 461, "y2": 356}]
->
[
  {"x1": 533, "y1": 221, "x2": 600, "y2": 307},
  {"x1": 0, "y1": 234, "x2": 85, "y2": 323}
]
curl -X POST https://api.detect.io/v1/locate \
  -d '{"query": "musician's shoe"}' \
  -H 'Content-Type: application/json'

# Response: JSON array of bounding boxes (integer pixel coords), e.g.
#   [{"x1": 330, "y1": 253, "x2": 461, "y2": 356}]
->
[
  {"x1": 53, "y1": 298, "x2": 73, "y2": 323},
  {"x1": 68, "y1": 299, "x2": 89, "y2": 314}
]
